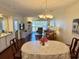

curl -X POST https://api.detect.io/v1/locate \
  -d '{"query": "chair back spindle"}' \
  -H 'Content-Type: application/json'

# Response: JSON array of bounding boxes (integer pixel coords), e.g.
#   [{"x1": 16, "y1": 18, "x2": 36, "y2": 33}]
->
[{"x1": 70, "y1": 38, "x2": 79, "y2": 59}]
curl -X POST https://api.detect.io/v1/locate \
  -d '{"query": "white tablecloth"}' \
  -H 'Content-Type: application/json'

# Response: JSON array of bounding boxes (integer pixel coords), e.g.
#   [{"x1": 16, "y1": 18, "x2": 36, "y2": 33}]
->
[{"x1": 21, "y1": 41, "x2": 70, "y2": 59}]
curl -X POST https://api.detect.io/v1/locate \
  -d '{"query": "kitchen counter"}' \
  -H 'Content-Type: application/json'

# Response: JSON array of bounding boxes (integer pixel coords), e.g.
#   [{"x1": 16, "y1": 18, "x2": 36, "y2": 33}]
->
[
  {"x1": 0, "y1": 33, "x2": 11, "y2": 38},
  {"x1": 0, "y1": 32, "x2": 15, "y2": 53}
]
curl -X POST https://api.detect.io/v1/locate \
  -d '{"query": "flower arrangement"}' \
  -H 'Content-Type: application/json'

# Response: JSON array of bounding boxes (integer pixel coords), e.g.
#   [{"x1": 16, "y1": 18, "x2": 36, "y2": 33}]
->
[{"x1": 40, "y1": 37, "x2": 48, "y2": 46}]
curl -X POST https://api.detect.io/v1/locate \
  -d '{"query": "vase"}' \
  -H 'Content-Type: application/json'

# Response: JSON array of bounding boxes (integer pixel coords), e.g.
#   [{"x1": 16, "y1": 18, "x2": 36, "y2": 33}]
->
[{"x1": 42, "y1": 42, "x2": 45, "y2": 46}]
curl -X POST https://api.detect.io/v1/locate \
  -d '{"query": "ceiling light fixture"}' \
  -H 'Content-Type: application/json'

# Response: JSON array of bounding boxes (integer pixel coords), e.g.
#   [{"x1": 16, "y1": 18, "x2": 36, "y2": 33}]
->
[{"x1": 38, "y1": 0, "x2": 53, "y2": 19}]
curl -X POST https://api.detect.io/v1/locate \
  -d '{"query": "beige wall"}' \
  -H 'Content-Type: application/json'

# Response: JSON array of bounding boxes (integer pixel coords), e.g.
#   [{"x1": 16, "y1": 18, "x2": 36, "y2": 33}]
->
[{"x1": 52, "y1": 1, "x2": 79, "y2": 45}]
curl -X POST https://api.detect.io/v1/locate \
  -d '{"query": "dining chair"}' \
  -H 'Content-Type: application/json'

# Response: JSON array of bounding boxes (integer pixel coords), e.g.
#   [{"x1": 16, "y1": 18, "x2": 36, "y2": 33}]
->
[
  {"x1": 70, "y1": 37, "x2": 79, "y2": 59},
  {"x1": 10, "y1": 38, "x2": 21, "y2": 59},
  {"x1": 37, "y1": 27, "x2": 43, "y2": 35}
]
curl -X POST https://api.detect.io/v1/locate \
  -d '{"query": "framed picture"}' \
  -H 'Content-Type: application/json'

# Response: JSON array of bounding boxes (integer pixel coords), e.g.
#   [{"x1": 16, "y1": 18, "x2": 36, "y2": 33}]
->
[
  {"x1": 19, "y1": 23, "x2": 25, "y2": 30},
  {"x1": 72, "y1": 19, "x2": 79, "y2": 34}
]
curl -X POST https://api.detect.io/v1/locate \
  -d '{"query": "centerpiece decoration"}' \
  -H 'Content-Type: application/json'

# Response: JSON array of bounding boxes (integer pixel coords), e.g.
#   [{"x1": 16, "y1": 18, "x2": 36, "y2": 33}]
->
[{"x1": 40, "y1": 37, "x2": 48, "y2": 46}]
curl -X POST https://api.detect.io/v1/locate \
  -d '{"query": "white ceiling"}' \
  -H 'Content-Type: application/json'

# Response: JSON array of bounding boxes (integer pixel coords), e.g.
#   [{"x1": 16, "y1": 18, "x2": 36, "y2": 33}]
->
[{"x1": 0, "y1": 0, "x2": 78, "y2": 17}]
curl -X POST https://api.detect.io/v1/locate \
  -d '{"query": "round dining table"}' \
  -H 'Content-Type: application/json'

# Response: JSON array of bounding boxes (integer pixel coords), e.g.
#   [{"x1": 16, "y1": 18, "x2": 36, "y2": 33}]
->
[{"x1": 21, "y1": 41, "x2": 70, "y2": 59}]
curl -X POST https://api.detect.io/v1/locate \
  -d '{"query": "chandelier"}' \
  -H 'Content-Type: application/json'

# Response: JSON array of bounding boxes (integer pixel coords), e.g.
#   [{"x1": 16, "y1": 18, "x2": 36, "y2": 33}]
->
[{"x1": 38, "y1": 0, "x2": 53, "y2": 19}]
